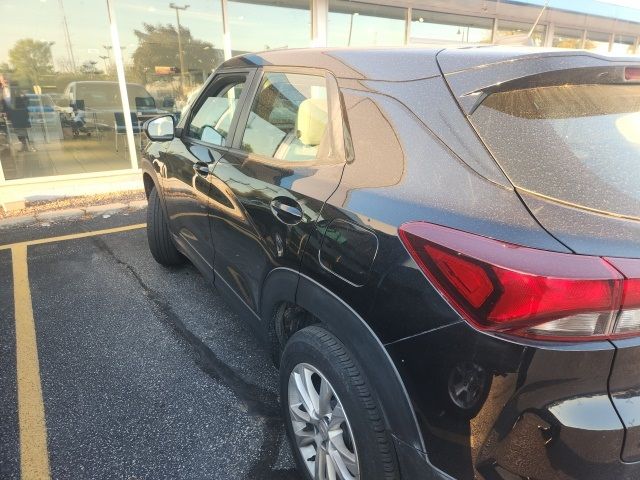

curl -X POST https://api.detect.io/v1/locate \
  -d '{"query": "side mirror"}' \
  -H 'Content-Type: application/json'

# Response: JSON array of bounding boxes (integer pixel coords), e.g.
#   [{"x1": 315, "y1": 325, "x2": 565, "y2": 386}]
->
[{"x1": 144, "y1": 115, "x2": 175, "y2": 142}]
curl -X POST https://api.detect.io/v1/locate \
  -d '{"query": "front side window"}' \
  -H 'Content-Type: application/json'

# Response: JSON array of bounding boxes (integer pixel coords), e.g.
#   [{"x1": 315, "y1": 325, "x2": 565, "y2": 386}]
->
[
  {"x1": 240, "y1": 72, "x2": 328, "y2": 162},
  {"x1": 187, "y1": 79, "x2": 245, "y2": 146}
]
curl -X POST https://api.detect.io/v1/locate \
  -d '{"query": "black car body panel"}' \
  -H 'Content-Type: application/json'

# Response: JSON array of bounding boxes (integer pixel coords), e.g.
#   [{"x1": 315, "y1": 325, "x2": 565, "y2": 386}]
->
[{"x1": 142, "y1": 45, "x2": 640, "y2": 479}]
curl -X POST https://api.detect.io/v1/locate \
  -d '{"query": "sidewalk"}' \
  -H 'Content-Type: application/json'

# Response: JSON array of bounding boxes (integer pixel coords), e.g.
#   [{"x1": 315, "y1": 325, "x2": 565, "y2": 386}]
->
[{"x1": 0, "y1": 190, "x2": 147, "y2": 229}]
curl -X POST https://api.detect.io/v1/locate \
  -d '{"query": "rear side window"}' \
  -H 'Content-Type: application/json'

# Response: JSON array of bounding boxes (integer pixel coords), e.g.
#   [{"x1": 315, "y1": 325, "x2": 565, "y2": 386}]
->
[
  {"x1": 470, "y1": 84, "x2": 640, "y2": 218},
  {"x1": 240, "y1": 72, "x2": 328, "y2": 162}
]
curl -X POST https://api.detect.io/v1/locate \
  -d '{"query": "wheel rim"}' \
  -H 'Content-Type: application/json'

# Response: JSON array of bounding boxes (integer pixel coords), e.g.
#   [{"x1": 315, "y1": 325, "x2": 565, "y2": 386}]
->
[{"x1": 287, "y1": 363, "x2": 359, "y2": 480}]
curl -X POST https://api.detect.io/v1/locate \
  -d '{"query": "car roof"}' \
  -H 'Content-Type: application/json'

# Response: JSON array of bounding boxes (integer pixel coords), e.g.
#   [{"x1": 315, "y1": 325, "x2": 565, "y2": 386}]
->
[{"x1": 222, "y1": 45, "x2": 639, "y2": 81}]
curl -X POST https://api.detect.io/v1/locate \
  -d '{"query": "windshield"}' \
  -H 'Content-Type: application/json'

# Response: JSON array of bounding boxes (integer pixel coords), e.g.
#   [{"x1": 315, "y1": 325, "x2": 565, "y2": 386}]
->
[
  {"x1": 470, "y1": 84, "x2": 640, "y2": 219},
  {"x1": 75, "y1": 83, "x2": 154, "y2": 110}
]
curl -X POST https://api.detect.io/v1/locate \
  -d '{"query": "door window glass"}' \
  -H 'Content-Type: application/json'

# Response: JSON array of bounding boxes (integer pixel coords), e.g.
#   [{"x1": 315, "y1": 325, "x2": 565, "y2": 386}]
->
[
  {"x1": 240, "y1": 72, "x2": 328, "y2": 162},
  {"x1": 187, "y1": 80, "x2": 244, "y2": 146}
]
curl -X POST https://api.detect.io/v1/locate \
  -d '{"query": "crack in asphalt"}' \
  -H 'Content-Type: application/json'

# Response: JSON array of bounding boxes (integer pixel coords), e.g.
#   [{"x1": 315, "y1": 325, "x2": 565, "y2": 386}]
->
[{"x1": 90, "y1": 236, "x2": 300, "y2": 480}]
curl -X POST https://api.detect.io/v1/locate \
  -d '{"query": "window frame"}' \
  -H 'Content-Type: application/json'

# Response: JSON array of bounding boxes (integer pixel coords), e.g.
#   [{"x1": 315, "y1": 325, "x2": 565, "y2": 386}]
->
[
  {"x1": 182, "y1": 68, "x2": 258, "y2": 149},
  {"x1": 228, "y1": 65, "x2": 347, "y2": 167}
]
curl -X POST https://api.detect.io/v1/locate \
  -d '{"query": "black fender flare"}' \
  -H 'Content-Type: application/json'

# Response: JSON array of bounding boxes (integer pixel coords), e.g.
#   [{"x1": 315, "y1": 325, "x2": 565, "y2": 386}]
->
[
  {"x1": 141, "y1": 161, "x2": 170, "y2": 218},
  {"x1": 259, "y1": 267, "x2": 426, "y2": 453}
]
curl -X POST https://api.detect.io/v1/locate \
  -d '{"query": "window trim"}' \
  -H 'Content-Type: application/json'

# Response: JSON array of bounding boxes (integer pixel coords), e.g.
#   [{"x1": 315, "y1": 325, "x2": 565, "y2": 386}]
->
[
  {"x1": 227, "y1": 65, "x2": 347, "y2": 167},
  {"x1": 182, "y1": 68, "x2": 257, "y2": 150}
]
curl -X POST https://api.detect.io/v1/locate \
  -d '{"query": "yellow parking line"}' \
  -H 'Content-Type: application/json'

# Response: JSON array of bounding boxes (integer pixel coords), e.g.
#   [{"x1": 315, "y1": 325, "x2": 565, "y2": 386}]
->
[
  {"x1": 13, "y1": 244, "x2": 50, "y2": 480},
  {"x1": 0, "y1": 223, "x2": 146, "y2": 251}
]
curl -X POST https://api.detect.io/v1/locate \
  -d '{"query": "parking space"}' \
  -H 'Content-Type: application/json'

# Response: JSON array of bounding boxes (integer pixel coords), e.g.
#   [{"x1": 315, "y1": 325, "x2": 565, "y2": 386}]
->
[{"x1": 0, "y1": 213, "x2": 299, "y2": 479}]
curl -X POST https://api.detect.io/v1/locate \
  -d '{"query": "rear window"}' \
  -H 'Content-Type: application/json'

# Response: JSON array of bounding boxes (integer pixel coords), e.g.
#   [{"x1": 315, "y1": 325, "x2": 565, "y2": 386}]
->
[{"x1": 470, "y1": 84, "x2": 640, "y2": 218}]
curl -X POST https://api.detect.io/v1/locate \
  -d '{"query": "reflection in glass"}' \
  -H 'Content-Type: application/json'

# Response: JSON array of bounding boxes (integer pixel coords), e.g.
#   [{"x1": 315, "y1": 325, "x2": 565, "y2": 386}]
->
[
  {"x1": 0, "y1": 0, "x2": 129, "y2": 180},
  {"x1": 329, "y1": 1, "x2": 406, "y2": 47},
  {"x1": 228, "y1": 0, "x2": 311, "y2": 51},
  {"x1": 411, "y1": 10, "x2": 493, "y2": 45},
  {"x1": 115, "y1": 0, "x2": 224, "y2": 114},
  {"x1": 611, "y1": 35, "x2": 636, "y2": 55},
  {"x1": 187, "y1": 82, "x2": 245, "y2": 146},
  {"x1": 585, "y1": 31, "x2": 611, "y2": 53},
  {"x1": 552, "y1": 27, "x2": 584, "y2": 49},
  {"x1": 497, "y1": 19, "x2": 546, "y2": 47},
  {"x1": 241, "y1": 73, "x2": 327, "y2": 162}
]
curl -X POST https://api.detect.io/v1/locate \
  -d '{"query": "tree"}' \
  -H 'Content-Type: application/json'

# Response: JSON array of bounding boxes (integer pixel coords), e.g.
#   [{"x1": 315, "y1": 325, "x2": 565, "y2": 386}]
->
[
  {"x1": 130, "y1": 23, "x2": 223, "y2": 87},
  {"x1": 8, "y1": 39, "x2": 53, "y2": 86},
  {"x1": 80, "y1": 60, "x2": 101, "y2": 76}
]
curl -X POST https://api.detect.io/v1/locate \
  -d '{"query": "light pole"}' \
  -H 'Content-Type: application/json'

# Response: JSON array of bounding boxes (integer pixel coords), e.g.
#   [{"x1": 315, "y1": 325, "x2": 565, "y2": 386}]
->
[
  {"x1": 347, "y1": 12, "x2": 359, "y2": 46},
  {"x1": 46, "y1": 41, "x2": 55, "y2": 71},
  {"x1": 169, "y1": 3, "x2": 190, "y2": 93},
  {"x1": 99, "y1": 55, "x2": 109, "y2": 74},
  {"x1": 58, "y1": 0, "x2": 76, "y2": 71}
]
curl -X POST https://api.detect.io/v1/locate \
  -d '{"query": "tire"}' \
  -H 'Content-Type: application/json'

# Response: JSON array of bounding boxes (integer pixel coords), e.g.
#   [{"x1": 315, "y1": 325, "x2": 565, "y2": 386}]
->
[
  {"x1": 146, "y1": 186, "x2": 184, "y2": 266},
  {"x1": 280, "y1": 326, "x2": 399, "y2": 480}
]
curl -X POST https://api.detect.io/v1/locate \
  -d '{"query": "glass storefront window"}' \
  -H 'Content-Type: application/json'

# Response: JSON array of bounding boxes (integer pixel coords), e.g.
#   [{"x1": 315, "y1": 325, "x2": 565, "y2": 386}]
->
[
  {"x1": 228, "y1": 1, "x2": 311, "y2": 52},
  {"x1": 0, "y1": 0, "x2": 128, "y2": 181},
  {"x1": 410, "y1": 10, "x2": 493, "y2": 45},
  {"x1": 328, "y1": 1, "x2": 406, "y2": 47},
  {"x1": 497, "y1": 19, "x2": 546, "y2": 47},
  {"x1": 553, "y1": 27, "x2": 584, "y2": 49},
  {"x1": 115, "y1": 0, "x2": 225, "y2": 118},
  {"x1": 611, "y1": 35, "x2": 636, "y2": 55},
  {"x1": 585, "y1": 31, "x2": 611, "y2": 53}
]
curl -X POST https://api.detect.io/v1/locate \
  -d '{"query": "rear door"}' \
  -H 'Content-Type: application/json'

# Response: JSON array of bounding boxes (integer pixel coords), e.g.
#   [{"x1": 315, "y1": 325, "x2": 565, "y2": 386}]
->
[
  {"x1": 208, "y1": 67, "x2": 347, "y2": 314},
  {"x1": 161, "y1": 70, "x2": 255, "y2": 279}
]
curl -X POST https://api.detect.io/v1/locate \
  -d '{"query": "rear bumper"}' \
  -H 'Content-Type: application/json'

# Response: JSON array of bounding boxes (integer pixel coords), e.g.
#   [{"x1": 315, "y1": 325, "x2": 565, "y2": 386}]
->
[{"x1": 387, "y1": 322, "x2": 640, "y2": 479}]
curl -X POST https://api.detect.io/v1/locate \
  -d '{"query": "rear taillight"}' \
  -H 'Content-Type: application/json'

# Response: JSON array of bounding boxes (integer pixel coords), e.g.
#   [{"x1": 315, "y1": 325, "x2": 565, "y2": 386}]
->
[
  {"x1": 625, "y1": 67, "x2": 640, "y2": 81},
  {"x1": 606, "y1": 258, "x2": 640, "y2": 336},
  {"x1": 398, "y1": 222, "x2": 640, "y2": 341}
]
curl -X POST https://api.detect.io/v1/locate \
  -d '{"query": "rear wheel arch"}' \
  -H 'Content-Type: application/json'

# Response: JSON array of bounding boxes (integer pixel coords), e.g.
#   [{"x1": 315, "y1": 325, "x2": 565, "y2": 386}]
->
[{"x1": 259, "y1": 267, "x2": 426, "y2": 453}]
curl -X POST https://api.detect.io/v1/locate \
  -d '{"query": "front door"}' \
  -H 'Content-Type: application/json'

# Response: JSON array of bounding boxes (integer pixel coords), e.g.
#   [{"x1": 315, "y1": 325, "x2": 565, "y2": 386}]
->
[
  {"x1": 208, "y1": 68, "x2": 347, "y2": 313},
  {"x1": 161, "y1": 70, "x2": 254, "y2": 279}
]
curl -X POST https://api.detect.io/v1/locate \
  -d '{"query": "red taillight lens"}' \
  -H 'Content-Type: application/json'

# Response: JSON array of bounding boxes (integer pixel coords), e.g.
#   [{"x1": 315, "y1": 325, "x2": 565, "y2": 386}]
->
[
  {"x1": 625, "y1": 67, "x2": 640, "y2": 81},
  {"x1": 398, "y1": 222, "x2": 640, "y2": 341}
]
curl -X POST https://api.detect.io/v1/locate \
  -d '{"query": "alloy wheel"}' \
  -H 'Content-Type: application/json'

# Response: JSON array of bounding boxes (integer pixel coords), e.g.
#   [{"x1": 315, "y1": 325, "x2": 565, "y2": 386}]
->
[{"x1": 287, "y1": 363, "x2": 359, "y2": 480}]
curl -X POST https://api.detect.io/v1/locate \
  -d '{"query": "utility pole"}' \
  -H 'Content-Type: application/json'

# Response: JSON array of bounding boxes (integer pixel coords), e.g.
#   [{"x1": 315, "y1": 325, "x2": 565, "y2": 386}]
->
[
  {"x1": 58, "y1": 0, "x2": 76, "y2": 71},
  {"x1": 169, "y1": 3, "x2": 189, "y2": 93},
  {"x1": 347, "y1": 12, "x2": 359, "y2": 46}
]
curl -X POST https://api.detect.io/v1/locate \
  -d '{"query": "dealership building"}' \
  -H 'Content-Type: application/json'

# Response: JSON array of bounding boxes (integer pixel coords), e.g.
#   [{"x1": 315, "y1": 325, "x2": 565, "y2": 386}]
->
[{"x1": 1, "y1": 0, "x2": 640, "y2": 206}]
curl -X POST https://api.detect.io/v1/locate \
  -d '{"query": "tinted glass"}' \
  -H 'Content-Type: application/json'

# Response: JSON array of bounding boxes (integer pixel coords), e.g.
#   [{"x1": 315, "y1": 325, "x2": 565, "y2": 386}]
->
[
  {"x1": 471, "y1": 84, "x2": 640, "y2": 218},
  {"x1": 411, "y1": 10, "x2": 492, "y2": 44},
  {"x1": 228, "y1": 0, "x2": 311, "y2": 50},
  {"x1": 329, "y1": 1, "x2": 405, "y2": 47},
  {"x1": 187, "y1": 81, "x2": 244, "y2": 146},
  {"x1": 497, "y1": 20, "x2": 545, "y2": 47},
  {"x1": 0, "y1": 0, "x2": 128, "y2": 180},
  {"x1": 241, "y1": 72, "x2": 328, "y2": 162},
  {"x1": 115, "y1": 0, "x2": 224, "y2": 116}
]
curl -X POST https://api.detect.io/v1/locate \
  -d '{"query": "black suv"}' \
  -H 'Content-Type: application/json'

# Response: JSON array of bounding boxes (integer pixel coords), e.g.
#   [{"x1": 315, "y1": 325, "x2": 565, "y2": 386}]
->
[{"x1": 141, "y1": 46, "x2": 640, "y2": 480}]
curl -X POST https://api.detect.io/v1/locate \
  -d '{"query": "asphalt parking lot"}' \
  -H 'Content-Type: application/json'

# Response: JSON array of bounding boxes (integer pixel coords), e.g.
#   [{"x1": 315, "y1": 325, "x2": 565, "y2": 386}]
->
[{"x1": 0, "y1": 210, "x2": 300, "y2": 479}]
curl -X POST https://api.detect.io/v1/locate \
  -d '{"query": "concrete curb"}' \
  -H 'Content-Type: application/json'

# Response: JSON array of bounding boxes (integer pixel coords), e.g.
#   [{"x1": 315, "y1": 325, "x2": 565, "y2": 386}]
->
[
  {"x1": 0, "y1": 215, "x2": 38, "y2": 229},
  {"x1": 84, "y1": 203, "x2": 128, "y2": 216},
  {"x1": 0, "y1": 199, "x2": 148, "y2": 229}
]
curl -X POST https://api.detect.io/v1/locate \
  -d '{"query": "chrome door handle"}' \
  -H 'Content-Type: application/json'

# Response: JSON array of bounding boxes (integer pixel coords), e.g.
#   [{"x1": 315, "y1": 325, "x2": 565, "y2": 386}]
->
[{"x1": 270, "y1": 198, "x2": 303, "y2": 224}]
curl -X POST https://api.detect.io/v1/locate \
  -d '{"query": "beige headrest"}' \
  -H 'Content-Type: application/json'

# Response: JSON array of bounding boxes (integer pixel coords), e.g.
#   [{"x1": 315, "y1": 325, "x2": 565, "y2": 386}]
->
[{"x1": 297, "y1": 98, "x2": 328, "y2": 147}]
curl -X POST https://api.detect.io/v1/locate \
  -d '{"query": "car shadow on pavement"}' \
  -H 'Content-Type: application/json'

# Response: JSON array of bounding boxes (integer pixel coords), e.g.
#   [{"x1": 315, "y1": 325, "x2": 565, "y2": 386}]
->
[{"x1": 90, "y1": 235, "x2": 301, "y2": 480}]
